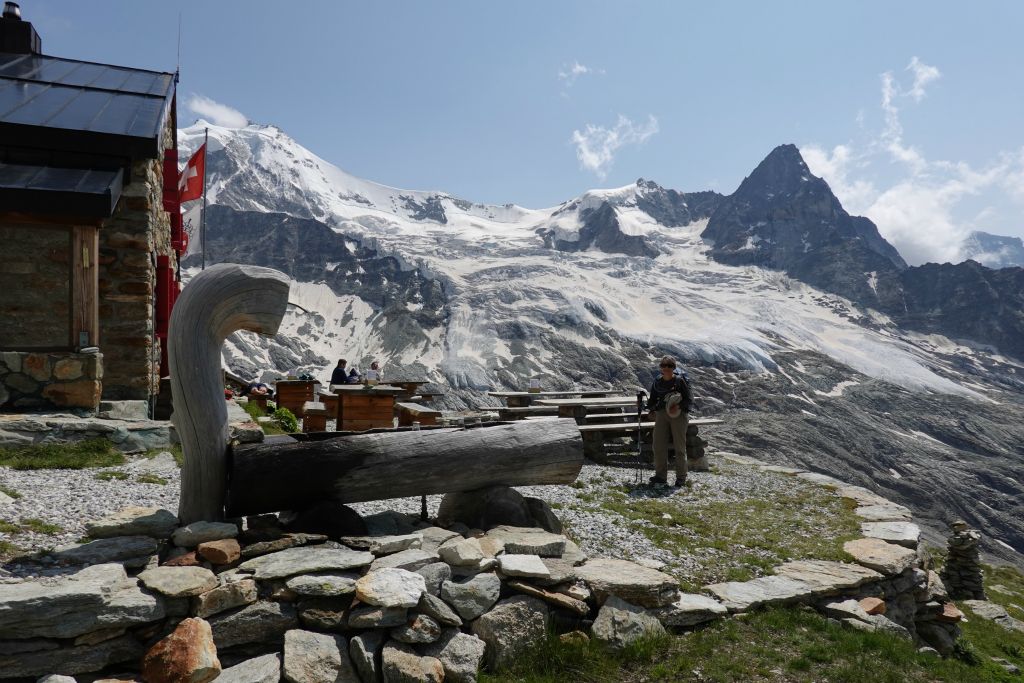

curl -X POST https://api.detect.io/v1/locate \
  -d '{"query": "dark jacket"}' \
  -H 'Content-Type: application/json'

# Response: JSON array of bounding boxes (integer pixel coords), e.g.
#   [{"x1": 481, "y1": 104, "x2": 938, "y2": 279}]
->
[
  {"x1": 330, "y1": 367, "x2": 347, "y2": 384},
  {"x1": 646, "y1": 375, "x2": 692, "y2": 413}
]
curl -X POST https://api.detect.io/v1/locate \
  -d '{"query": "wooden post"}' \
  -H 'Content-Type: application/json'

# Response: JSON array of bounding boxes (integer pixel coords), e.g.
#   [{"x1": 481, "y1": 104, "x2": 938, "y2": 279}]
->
[
  {"x1": 71, "y1": 226, "x2": 99, "y2": 348},
  {"x1": 169, "y1": 263, "x2": 290, "y2": 523}
]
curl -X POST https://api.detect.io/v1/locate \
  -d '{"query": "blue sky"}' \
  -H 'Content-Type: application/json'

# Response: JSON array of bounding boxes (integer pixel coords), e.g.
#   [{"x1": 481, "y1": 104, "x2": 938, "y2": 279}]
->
[{"x1": 26, "y1": 0, "x2": 1024, "y2": 264}]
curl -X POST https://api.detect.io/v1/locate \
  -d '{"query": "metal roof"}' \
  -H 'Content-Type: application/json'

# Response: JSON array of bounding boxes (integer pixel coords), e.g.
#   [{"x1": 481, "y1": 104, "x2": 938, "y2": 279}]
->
[
  {"x1": 0, "y1": 161, "x2": 123, "y2": 217},
  {"x1": 0, "y1": 52, "x2": 174, "y2": 159}
]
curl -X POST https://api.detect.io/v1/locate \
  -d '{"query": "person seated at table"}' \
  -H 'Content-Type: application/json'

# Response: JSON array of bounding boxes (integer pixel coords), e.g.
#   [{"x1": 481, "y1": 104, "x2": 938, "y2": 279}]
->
[
  {"x1": 364, "y1": 361, "x2": 382, "y2": 383},
  {"x1": 346, "y1": 366, "x2": 362, "y2": 383},
  {"x1": 330, "y1": 359, "x2": 348, "y2": 385}
]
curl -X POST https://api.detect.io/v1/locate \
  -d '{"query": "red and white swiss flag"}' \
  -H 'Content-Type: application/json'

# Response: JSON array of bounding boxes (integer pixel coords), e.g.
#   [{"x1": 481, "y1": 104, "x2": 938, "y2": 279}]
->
[{"x1": 178, "y1": 143, "x2": 206, "y2": 202}]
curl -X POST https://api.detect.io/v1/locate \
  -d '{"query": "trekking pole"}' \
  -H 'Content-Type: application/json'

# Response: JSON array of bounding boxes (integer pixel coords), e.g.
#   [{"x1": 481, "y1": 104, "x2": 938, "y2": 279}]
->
[{"x1": 635, "y1": 390, "x2": 647, "y2": 484}]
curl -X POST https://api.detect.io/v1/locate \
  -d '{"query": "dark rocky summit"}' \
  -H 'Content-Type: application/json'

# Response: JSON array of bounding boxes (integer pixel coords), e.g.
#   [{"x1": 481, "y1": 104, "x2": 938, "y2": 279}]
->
[{"x1": 701, "y1": 144, "x2": 1024, "y2": 361}]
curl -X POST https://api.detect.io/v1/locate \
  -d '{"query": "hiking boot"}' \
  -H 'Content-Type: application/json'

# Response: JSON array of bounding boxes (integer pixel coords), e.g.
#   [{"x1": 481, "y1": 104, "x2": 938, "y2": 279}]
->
[
  {"x1": 648, "y1": 475, "x2": 668, "y2": 485},
  {"x1": 672, "y1": 476, "x2": 686, "y2": 488}
]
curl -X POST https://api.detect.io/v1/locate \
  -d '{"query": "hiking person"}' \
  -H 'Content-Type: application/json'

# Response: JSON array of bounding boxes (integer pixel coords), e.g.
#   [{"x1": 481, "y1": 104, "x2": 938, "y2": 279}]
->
[
  {"x1": 645, "y1": 355, "x2": 692, "y2": 487},
  {"x1": 330, "y1": 359, "x2": 348, "y2": 385}
]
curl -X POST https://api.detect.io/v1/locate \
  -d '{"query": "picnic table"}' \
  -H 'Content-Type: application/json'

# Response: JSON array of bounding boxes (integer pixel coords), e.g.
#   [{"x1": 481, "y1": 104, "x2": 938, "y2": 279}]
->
[
  {"x1": 534, "y1": 396, "x2": 637, "y2": 424},
  {"x1": 576, "y1": 417, "x2": 725, "y2": 463},
  {"x1": 333, "y1": 384, "x2": 405, "y2": 431},
  {"x1": 489, "y1": 390, "x2": 615, "y2": 408},
  {"x1": 274, "y1": 379, "x2": 320, "y2": 418}
]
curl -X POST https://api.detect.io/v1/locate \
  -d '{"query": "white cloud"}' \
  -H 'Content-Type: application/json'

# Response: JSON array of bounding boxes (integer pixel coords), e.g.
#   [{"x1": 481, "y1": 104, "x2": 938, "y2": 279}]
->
[
  {"x1": 186, "y1": 94, "x2": 249, "y2": 128},
  {"x1": 571, "y1": 114, "x2": 659, "y2": 179},
  {"x1": 907, "y1": 56, "x2": 941, "y2": 102},
  {"x1": 803, "y1": 57, "x2": 1024, "y2": 265},
  {"x1": 558, "y1": 61, "x2": 604, "y2": 89}
]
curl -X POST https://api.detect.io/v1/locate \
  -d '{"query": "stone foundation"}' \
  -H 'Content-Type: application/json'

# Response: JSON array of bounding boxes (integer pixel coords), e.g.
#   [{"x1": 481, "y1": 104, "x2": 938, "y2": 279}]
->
[{"x1": 0, "y1": 350, "x2": 103, "y2": 411}]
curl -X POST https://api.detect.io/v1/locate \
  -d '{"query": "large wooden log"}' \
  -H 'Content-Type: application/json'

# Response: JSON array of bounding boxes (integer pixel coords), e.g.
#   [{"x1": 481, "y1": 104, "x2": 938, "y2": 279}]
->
[
  {"x1": 169, "y1": 263, "x2": 290, "y2": 524},
  {"x1": 225, "y1": 419, "x2": 584, "y2": 516}
]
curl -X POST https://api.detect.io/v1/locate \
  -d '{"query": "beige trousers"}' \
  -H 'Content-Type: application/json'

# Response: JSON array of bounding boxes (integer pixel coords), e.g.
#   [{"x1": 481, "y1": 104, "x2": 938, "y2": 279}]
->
[{"x1": 653, "y1": 409, "x2": 689, "y2": 479}]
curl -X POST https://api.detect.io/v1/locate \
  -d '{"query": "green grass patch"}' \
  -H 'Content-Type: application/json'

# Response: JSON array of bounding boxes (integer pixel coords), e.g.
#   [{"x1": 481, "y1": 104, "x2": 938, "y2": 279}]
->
[
  {"x1": 0, "y1": 438, "x2": 124, "y2": 470},
  {"x1": 0, "y1": 484, "x2": 20, "y2": 499},
  {"x1": 482, "y1": 606, "x2": 1004, "y2": 683},
  {"x1": 0, "y1": 517, "x2": 63, "y2": 535},
  {"x1": 0, "y1": 539, "x2": 18, "y2": 560},
  {"x1": 136, "y1": 473, "x2": 168, "y2": 485},
  {"x1": 594, "y1": 476, "x2": 861, "y2": 590},
  {"x1": 19, "y1": 518, "x2": 62, "y2": 534},
  {"x1": 953, "y1": 563, "x2": 1024, "y2": 676},
  {"x1": 144, "y1": 444, "x2": 184, "y2": 468},
  {"x1": 94, "y1": 470, "x2": 130, "y2": 481}
]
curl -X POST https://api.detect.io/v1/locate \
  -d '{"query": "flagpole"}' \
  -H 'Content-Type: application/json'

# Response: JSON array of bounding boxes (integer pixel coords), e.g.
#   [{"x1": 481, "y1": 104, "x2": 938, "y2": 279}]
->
[{"x1": 200, "y1": 127, "x2": 208, "y2": 270}]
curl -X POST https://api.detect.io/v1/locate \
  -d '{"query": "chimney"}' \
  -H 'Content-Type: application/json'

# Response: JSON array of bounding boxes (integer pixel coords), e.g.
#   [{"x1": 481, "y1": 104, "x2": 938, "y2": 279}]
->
[{"x1": 0, "y1": 3, "x2": 42, "y2": 54}]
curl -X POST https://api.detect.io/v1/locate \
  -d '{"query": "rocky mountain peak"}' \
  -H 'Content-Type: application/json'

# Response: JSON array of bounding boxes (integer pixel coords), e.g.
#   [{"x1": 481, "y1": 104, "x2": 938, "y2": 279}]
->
[{"x1": 733, "y1": 143, "x2": 820, "y2": 199}]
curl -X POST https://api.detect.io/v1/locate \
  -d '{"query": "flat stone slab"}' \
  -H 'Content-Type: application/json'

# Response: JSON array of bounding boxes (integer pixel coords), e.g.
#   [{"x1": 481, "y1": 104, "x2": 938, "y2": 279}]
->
[
  {"x1": 0, "y1": 563, "x2": 164, "y2": 639},
  {"x1": 498, "y1": 554, "x2": 551, "y2": 580},
  {"x1": 239, "y1": 546, "x2": 374, "y2": 580},
  {"x1": 843, "y1": 538, "x2": 917, "y2": 575},
  {"x1": 341, "y1": 533, "x2": 422, "y2": 555},
  {"x1": 49, "y1": 536, "x2": 157, "y2": 567},
  {"x1": 795, "y1": 472, "x2": 845, "y2": 488},
  {"x1": 854, "y1": 504, "x2": 913, "y2": 522},
  {"x1": 418, "y1": 527, "x2": 463, "y2": 554},
  {"x1": 576, "y1": 558, "x2": 680, "y2": 608},
  {"x1": 137, "y1": 566, "x2": 218, "y2": 597},
  {"x1": 963, "y1": 600, "x2": 1024, "y2": 633},
  {"x1": 705, "y1": 575, "x2": 811, "y2": 612},
  {"x1": 758, "y1": 465, "x2": 806, "y2": 475},
  {"x1": 356, "y1": 568, "x2": 426, "y2": 608},
  {"x1": 215, "y1": 653, "x2": 281, "y2": 683},
  {"x1": 369, "y1": 548, "x2": 439, "y2": 572},
  {"x1": 649, "y1": 593, "x2": 728, "y2": 626},
  {"x1": 860, "y1": 521, "x2": 921, "y2": 548},
  {"x1": 172, "y1": 521, "x2": 239, "y2": 547},
  {"x1": 484, "y1": 526, "x2": 566, "y2": 557},
  {"x1": 438, "y1": 537, "x2": 486, "y2": 567},
  {"x1": 836, "y1": 485, "x2": 894, "y2": 508},
  {"x1": 85, "y1": 506, "x2": 178, "y2": 539},
  {"x1": 774, "y1": 560, "x2": 882, "y2": 595},
  {"x1": 208, "y1": 601, "x2": 298, "y2": 649},
  {"x1": 285, "y1": 572, "x2": 360, "y2": 597}
]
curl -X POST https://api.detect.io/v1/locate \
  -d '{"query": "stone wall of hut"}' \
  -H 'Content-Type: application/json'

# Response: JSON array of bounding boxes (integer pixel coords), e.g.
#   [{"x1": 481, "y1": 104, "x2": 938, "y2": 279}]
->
[{"x1": 98, "y1": 118, "x2": 176, "y2": 401}]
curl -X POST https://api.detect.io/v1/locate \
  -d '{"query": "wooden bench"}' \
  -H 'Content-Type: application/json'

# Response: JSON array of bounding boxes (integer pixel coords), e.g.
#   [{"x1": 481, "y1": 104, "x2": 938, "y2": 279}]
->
[
  {"x1": 275, "y1": 380, "x2": 320, "y2": 418},
  {"x1": 496, "y1": 406, "x2": 560, "y2": 421},
  {"x1": 577, "y1": 418, "x2": 725, "y2": 463},
  {"x1": 396, "y1": 401, "x2": 442, "y2": 427},
  {"x1": 301, "y1": 401, "x2": 332, "y2": 433},
  {"x1": 318, "y1": 390, "x2": 339, "y2": 415}
]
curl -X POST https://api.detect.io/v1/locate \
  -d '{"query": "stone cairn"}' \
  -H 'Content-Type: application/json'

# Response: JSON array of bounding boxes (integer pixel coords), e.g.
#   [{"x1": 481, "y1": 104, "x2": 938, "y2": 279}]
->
[{"x1": 939, "y1": 520, "x2": 987, "y2": 601}]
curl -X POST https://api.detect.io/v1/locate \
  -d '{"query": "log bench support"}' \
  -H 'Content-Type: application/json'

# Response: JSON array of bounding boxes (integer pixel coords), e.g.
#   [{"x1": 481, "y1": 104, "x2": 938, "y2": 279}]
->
[{"x1": 302, "y1": 401, "x2": 331, "y2": 433}]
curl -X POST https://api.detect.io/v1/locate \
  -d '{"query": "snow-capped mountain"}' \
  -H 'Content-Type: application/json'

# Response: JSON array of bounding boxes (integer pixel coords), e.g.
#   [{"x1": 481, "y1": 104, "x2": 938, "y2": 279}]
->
[{"x1": 178, "y1": 121, "x2": 1024, "y2": 565}]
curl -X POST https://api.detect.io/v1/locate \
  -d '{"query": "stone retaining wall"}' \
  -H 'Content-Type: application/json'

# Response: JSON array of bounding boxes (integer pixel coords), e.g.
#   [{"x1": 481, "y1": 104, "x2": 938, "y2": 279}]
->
[
  {"x1": 0, "y1": 457, "x2": 965, "y2": 680},
  {"x1": 0, "y1": 351, "x2": 103, "y2": 411}
]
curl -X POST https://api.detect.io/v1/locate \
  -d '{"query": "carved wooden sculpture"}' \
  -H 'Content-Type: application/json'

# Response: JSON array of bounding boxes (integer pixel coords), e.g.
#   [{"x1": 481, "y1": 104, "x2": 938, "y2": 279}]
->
[{"x1": 169, "y1": 263, "x2": 290, "y2": 523}]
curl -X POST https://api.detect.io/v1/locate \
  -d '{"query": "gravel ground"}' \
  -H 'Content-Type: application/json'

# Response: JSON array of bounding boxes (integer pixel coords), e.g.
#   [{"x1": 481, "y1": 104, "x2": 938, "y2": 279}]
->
[{"x1": 0, "y1": 450, "x2": 849, "y2": 586}]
